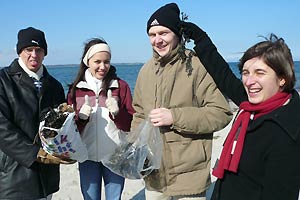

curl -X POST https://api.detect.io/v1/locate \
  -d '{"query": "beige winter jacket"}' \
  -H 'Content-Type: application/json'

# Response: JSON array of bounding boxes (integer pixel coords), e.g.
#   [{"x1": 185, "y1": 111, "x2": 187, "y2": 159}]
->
[{"x1": 131, "y1": 45, "x2": 232, "y2": 196}]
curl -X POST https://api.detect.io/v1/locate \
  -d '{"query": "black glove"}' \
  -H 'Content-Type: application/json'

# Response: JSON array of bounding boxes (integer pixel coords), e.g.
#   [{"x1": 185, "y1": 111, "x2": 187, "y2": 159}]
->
[{"x1": 180, "y1": 21, "x2": 206, "y2": 44}]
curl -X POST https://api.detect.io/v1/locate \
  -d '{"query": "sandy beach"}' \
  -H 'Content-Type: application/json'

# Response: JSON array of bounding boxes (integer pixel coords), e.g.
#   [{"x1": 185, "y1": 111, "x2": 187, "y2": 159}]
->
[{"x1": 52, "y1": 108, "x2": 236, "y2": 200}]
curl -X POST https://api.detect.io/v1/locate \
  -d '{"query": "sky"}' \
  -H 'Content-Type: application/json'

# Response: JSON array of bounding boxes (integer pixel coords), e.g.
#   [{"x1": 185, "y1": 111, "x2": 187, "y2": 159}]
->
[{"x1": 0, "y1": 0, "x2": 299, "y2": 67}]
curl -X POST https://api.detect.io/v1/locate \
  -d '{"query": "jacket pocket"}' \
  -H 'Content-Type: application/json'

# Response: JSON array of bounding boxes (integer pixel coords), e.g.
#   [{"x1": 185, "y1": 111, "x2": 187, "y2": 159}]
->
[{"x1": 166, "y1": 138, "x2": 208, "y2": 175}]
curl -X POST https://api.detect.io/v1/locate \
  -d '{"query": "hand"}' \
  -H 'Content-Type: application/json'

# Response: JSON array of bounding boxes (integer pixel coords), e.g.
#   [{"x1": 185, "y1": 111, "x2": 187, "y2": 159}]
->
[
  {"x1": 180, "y1": 21, "x2": 205, "y2": 43},
  {"x1": 78, "y1": 95, "x2": 92, "y2": 120},
  {"x1": 149, "y1": 108, "x2": 173, "y2": 127},
  {"x1": 105, "y1": 89, "x2": 119, "y2": 118},
  {"x1": 36, "y1": 148, "x2": 76, "y2": 164}
]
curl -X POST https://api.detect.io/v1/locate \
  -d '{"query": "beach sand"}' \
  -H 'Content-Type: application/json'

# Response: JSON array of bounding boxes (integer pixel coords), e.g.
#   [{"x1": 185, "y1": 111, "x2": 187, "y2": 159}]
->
[{"x1": 52, "y1": 109, "x2": 236, "y2": 200}]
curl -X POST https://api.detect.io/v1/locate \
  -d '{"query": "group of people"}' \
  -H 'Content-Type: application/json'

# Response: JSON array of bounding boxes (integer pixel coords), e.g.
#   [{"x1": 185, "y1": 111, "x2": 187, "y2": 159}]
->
[{"x1": 0, "y1": 2, "x2": 299, "y2": 200}]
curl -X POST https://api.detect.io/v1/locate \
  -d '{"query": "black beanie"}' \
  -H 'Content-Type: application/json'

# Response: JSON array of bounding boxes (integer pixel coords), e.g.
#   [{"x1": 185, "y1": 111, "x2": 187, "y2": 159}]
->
[
  {"x1": 16, "y1": 27, "x2": 48, "y2": 55},
  {"x1": 147, "y1": 3, "x2": 181, "y2": 37}
]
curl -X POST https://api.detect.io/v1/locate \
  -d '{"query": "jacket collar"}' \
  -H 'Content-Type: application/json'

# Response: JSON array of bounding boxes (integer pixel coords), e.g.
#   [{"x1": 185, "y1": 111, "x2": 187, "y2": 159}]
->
[
  {"x1": 7, "y1": 58, "x2": 51, "y2": 95},
  {"x1": 7, "y1": 58, "x2": 49, "y2": 79},
  {"x1": 18, "y1": 58, "x2": 43, "y2": 80},
  {"x1": 153, "y1": 44, "x2": 181, "y2": 65},
  {"x1": 76, "y1": 79, "x2": 119, "y2": 91},
  {"x1": 248, "y1": 90, "x2": 300, "y2": 141}
]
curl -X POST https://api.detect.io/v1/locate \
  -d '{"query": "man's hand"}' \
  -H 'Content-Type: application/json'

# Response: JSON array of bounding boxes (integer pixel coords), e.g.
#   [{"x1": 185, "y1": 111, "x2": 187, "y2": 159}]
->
[
  {"x1": 37, "y1": 148, "x2": 76, "y2": 164},
  {"x1": 78, "y1": 95, "x2": 92, "y2": 120},
  {"x1": 149, "y1": 108, "x2": 173, "y2": 127}
]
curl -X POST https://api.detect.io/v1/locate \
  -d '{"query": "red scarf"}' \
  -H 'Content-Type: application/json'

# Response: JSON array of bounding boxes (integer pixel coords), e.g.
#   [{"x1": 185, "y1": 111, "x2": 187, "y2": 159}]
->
[{"x1": 212, "y1": 92, "x2": 291, "y2": 179}]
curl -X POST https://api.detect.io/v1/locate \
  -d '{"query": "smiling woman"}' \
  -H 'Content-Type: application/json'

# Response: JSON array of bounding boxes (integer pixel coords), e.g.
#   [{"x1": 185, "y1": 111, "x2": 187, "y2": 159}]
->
[
  {"x1": 66, "y1": 37, "x2": 135, "y2": 200},
  {"x1": 241, "y1": 57, "x2": 285, "y2": 104},
  {"x1": 238, "y1": 34, "x2": 295, "y2": 104},
  {"x1": 183, "y1": 20, "x2": 300, "y2": 200}
]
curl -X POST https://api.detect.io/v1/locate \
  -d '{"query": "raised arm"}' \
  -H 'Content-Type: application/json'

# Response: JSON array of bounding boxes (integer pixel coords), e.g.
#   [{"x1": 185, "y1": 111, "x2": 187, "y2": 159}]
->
[{"x1": 181, "y1": 22, "x2": 247, "y2": 105}]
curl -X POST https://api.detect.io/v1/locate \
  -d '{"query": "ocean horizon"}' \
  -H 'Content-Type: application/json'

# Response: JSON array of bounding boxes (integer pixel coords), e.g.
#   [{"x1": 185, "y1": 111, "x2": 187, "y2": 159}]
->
[
  {"x1": 1, "y1": 61, "x2": 299, "y2": 95},
  {"x1": 45, "y1": 61, "x2": 300, "y2": 95}
]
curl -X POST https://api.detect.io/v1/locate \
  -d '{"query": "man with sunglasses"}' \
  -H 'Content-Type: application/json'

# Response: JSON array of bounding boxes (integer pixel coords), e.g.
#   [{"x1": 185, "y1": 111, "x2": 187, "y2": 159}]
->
[{"x1": 0, "y1": 27, "x2": 67, "y2": 200}]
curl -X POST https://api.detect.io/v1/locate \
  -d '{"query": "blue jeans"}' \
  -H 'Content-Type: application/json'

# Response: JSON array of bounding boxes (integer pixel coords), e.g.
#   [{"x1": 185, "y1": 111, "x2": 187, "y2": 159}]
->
[{"x1": 79, "y1": 160, "x2": 125, "y2": 200}]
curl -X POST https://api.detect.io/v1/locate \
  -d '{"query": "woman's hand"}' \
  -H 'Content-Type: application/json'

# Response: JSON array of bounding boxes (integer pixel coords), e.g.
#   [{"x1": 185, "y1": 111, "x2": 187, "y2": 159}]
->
[{"x1": 78, "y1": 95, "x2": 92, "y2": 120}]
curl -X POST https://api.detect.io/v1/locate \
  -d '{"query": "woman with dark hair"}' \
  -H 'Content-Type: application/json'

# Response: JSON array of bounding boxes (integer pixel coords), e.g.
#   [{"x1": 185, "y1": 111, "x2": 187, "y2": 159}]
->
[
  {"x1": 181, "y1": 21, "x2": 300, "y2": 200},
  {"x1": 67, "y1": 38, "x2": 135, "y2": 200}
]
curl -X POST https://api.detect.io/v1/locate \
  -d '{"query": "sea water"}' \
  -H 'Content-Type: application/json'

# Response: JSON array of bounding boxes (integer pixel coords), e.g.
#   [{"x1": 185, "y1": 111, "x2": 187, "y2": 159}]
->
[{"x1": 47, "y1": 61, "x2": 300, "y2": 95}]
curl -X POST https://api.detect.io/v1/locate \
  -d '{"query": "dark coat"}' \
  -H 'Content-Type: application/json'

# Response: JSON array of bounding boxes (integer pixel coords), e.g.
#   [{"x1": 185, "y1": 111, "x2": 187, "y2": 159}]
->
[
  {"x1": 194, "y1": 35, "x2": 300, "y2": 200},
  {"x1": 0, "y1": 59, "x2": 65, "y2": 199}
]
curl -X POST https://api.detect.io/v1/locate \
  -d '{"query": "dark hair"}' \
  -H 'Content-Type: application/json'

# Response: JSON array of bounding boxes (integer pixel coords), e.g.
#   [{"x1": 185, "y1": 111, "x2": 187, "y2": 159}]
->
[
  {"x1": 238, "y1": 34, "x2": 295, "y2": 92},
  {"x1": 69, "y1": 38, "x2": 118, "y2": 109}
]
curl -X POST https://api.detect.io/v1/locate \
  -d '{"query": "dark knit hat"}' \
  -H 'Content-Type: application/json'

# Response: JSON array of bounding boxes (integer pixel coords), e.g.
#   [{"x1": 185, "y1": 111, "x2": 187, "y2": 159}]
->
[
  {"x1": 147, "y1": 3, "x2": 181, "y2": 37},
  {"x1": 16, "y1": 27, "x2": 48, "y2": 55}
]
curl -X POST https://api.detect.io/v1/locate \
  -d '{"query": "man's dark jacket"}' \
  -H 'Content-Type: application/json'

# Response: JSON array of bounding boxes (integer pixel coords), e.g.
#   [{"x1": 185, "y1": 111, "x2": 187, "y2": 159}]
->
[{"x1": 0, "y1": 59, "x2": 65, "y2": 199}]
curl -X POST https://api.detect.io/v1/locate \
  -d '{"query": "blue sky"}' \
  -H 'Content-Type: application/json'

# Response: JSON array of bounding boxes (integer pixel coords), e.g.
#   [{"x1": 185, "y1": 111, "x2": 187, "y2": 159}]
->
[{"x1": 0, "y1": 0, "x2": 299, "y2": 67}]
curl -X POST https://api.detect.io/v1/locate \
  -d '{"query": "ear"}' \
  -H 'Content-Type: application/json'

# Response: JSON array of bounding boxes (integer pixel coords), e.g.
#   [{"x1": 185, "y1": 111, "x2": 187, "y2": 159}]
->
[{"x1": 279, "y1": 78, "x2": 286, "y2": 87}]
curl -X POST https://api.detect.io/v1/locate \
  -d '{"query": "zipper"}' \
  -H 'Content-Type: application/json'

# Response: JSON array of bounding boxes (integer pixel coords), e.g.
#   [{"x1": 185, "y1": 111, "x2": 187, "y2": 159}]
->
[
  {"x1": 38, "y1": 91, "x2": 43, "y2": 142},
  {"x1": 95, "y1": 92, "x2": 99, "y2": 160}
]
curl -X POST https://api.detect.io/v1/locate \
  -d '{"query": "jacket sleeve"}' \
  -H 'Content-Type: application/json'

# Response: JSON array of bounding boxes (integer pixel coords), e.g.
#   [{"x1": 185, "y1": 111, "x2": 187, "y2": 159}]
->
[
  {"x1": 193, "y1": 32, "x2": 247, "y2": 106},
  {"x1": 112, "y1": 80, "x2": 135, "y2": 131},
  {"x1": 170, "y1": 70, "x2": 233, "y2": 134},
  {"x1": 66, "y1": 88, "x2": 89, "y2": 134},
  {"x1": 131, "y1": 69, "x2": 146, "y2": 131}
]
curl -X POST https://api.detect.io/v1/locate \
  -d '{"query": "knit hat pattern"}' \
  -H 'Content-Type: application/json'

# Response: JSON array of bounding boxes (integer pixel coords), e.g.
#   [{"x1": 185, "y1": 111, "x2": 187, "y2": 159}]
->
[
  {"x1": 147, "y1": 3, "x2": 181, "y2": 37},
  {"x1": 16, "y1": 27, "x2": 48, "y2": 55}
]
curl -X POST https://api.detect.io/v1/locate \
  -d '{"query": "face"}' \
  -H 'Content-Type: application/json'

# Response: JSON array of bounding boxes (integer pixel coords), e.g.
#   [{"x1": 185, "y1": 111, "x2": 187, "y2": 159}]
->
[
  {"x1": 241, "y1": 57, "x2": 285, "y2": 104},
  {"x1": 148, "y1": 26, "x2": 179, "y2": 57},
  {"x1": 19, "y1": 46, "x2": 45, "y2": 72},
  {"x1": 87, "y1": 51, "x2": 111, "y2": 80}
]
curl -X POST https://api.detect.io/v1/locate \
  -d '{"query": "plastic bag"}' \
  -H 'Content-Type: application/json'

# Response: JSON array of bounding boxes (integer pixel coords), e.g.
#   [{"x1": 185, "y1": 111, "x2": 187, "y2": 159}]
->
[
  {"x1": 102, "y1": 118, "x2": 162, "y2": 179},
  {"x1": 39, "y1": 103, "x2": 88, "y2": 162},
  {"x1": 81, "y1": 107, "x2": 124, "y2": 161}
]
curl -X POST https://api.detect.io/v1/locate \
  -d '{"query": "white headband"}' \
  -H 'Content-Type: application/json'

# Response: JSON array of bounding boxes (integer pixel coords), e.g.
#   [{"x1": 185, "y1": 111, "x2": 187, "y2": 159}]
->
[{"x1": 83, "y1": 43, "x2": 111, "y2": 66}]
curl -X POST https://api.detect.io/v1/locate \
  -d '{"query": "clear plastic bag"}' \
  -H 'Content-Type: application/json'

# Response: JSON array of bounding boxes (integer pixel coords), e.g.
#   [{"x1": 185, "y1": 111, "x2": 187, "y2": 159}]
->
[{"x1": 102, "y1": 118, "x2": 162, "y2": 179}]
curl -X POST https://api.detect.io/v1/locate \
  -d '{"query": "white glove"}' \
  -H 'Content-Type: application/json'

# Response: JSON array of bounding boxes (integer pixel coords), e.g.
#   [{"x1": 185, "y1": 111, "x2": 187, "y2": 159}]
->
[
  {"x1": 78, "y1": 95, "x2": 92, "y2": 120},
  {"x1": 105, "y1": 89, "x2": 119, "y2": 118}
]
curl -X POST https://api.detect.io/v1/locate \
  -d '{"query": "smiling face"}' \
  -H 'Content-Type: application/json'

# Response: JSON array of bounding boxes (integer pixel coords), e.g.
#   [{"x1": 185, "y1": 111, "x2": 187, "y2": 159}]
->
[
  {"x1": 87, "y1": 51, "x2": 111, "y2": 80},
  {"x1": 241, "y1": 57, "x2": 286, "y2": 104},
  {"x1": 148, "y1": 25, "x2": 179, "y2": 57}
]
